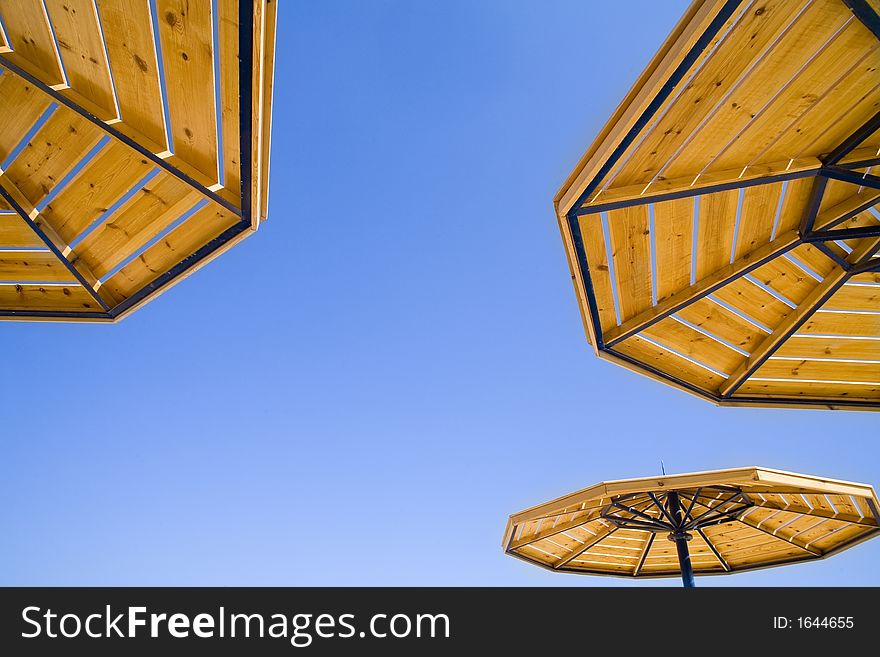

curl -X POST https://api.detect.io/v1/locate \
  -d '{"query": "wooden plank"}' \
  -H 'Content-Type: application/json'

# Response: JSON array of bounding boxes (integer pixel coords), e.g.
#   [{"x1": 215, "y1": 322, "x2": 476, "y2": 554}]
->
[
  {"x1": 156, "y1": 0, "x2": 219, "y2": 183},
  {"x1": 652, "y1": 198, "x2": 692, "y2": 302},
  {"x1": 825, "y1": 284, "x2": 880, "y2": 311},
  {"x1": 96, "y1": 0, "x2": 169, "y2": 152},
  {"x1": 608, "y1": 205, "x2": 652, "y2": 321},
  {"x1": 3, "y1": 106, "x2": 103, "y2": 205},
  {"x1": 41, "y1": 141, "x2": 154, "y2": 243},
  {"x1": 775, "y1": 336, "x2": 880, "y2": 361},
  {"x1": 614, "y1": 334, "x2": 723, "y2": 392},
  {"x1": 850, "y1": 272, "x2": 880, "y2": 285},
  {"x1": 695, "y1": 189, "x2": 738, "y2": 280},
  {"x1": 0, "y1": 70, "x2": 52, "y2": 162},
  {"x1": 0, "y1": 216, "x2": 44, "y2": 248},
  {"x1": 0, "y1": 0, "x2": 66, "y2": 87},
  {"x1": 749, "y1": 256, "x2": 816, "y2": 305},
  {"x1": 640, "y1": 316, "x2": 743, "y2": 374},
  {"x1": 75, "y1": 173, "x2": 202, "y2": 278},
  {"x1": 257, "y1": 0, "x2": 276, "y2": 223},
  {"x1": 801, "y1": 311, "x2": 880, "y2": 337},
  {"x1": 733, "y1": 183, "x2": 782, "y2": 261},
  {"x1": 736, "y1": 379, "x2": 880, "y2": 400},
  {"x1": 662, "y1": 1, "x2": 852, "y2": 180},
  {"x1": 755, "y1": 359, "x2": 880, "y2": 384},
  {"x1": 609, "y1": 1, "x2": 809, "y2": 187},
  {"x1": 0, "y1": 282, "x2": 98, "y2": 311},
  {"x1": 578, "y1": 214, "x2": 617, "y2": 331},
  {"x1": 676, "y1": 296, "x2": 767, "y2": 354},
  {"x1": 44, "y1": 0, "x2": 117, "y2": 121},
  {"x1": 103, "y1": 202, "x2": 238, "y2": 299},
  {"x1": 712, "y1": 276, "x2": 791, "y2": 329},
  {"x1": 0, "y1": 251, "x2": 75, "y2": 282},
  {"x1": 218, "y1": 0, "x2": 240, "y2": 197}
]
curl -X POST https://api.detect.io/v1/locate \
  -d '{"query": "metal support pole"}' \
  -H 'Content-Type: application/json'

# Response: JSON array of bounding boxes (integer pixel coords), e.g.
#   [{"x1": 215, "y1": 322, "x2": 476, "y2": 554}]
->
[{"x1": 667, "y1": 492, "x2": 696, "y2": 588}]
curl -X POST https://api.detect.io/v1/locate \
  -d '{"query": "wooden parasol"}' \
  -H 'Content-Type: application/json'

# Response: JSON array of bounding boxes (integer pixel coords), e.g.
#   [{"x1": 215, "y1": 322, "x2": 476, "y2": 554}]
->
[
  {"x1": 503, "y1": 467, "x2": 880, "y2": 586},
  {"x1": 0, "y1": 1, "x2": 276, "y2": 322},
  {"x1": 554, "y1": 0, "x2": 880, "y2": 410}
]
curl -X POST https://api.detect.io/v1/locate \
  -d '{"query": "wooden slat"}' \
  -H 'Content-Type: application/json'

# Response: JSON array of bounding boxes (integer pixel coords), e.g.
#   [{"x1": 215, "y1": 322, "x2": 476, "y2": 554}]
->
[
  {"x1": 578, "y1": 214, "x2": 617, "y2": 331},
  {"x1": 675, "y1": 296, "x2": 767, "y2": 354},
  {"x1": 800, "y1": 311, "x2": 880, "y2": 337},
  {"x1": 0, "y1": 0, "x2": 66, "y2": 87},
  {"x1": 850, "y1": 272, "x2": 880, "y2": 285},
  {"x1": 755, "y1": 359, "x2": 880, "y2": 384},
  {"x1": 736, "y1": 379, "x2": 880, "y2": 400},
  {"x1": 3, "y1": 107, "x2": 103, "y2": 205},
  {"x1": 695, "y1": 189, "x2": 738, "y2": 280},
  {"x1": 776, "y1": 336, "x2": 880, "y2": 361},
  {"x1": 218, "y1": 0, "x2": 240, "y2": 197},
  {"x1": 156, "y1": 0, "x2": 219, "y2": 183},
  {"x1": 103, "y1": 202, "x2": 238, "y2": 299},
  {"x1": 41, "y1": 141, "x2": 154, "y2": 243},
  {"x1": 0, "y1": 251, "x2": 75, "y2": 282},
  {"x1": 257, "y1": 0, "x2": 275, "y2": 224},
  {"x1": 825, "y1": 284, "x2": 880, "y2": 311},
  {"x1": 96, "y1": 0, "x2": 169, "y2": 152},
  {"x1": 0, "y1": 282, "x2": 98, "y2": 310},
  {"x1": 640, "y1": 316, "x2": 743, "y2": 374},
  {"x1": 653, "y1": 198, "x2": 692, "y2": 302},
  {"x1": 0, "y1": 70, "x2": 52, "y2": 162},
  {"x1": 608, "y1": 205, "x2": 652, "y2": 321},
  {"x1": 733, "y1": 183, "x2": 782, "y2": 261},
  {"x1": 0, "y1": 215, "x2": 44, "y2": 248},
  {"x1": 44, "y1": 0, "x2": 117, "y2": 121},
  {"x1": 74, "y1": 173, "x2": 202, "y2": 278}
]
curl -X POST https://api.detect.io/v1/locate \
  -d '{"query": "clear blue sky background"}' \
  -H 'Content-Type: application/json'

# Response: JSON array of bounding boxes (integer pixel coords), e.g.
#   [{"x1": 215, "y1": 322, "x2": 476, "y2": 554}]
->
[{"x1": 2, "y1": 0, "x2": 878, "y2": 587}]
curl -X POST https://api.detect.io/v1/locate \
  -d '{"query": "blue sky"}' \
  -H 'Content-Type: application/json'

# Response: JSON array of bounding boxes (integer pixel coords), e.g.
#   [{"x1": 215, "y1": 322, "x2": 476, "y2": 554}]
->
[{"x1": 2, "y1": 0, "x2": 878, "y2": 587}]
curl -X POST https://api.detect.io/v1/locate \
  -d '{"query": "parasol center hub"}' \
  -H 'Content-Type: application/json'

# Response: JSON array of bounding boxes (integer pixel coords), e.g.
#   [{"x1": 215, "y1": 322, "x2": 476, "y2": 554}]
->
[{"x1": 667, "y1": 531, "x2": 693, "y2": 542}]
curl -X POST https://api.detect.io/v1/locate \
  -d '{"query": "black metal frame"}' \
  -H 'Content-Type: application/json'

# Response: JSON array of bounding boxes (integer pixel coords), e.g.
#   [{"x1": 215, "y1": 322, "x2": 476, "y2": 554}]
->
[
  {"x1": 600, "y1": 486, "x2": 753, "y2": 587},
  {"x1": 0, "y1": 0, "x2": 258, "y2": 321},
  {"x1": 564, "y1": 0, "x2": 880, "y2": 409}
]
